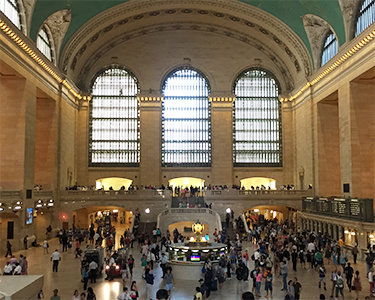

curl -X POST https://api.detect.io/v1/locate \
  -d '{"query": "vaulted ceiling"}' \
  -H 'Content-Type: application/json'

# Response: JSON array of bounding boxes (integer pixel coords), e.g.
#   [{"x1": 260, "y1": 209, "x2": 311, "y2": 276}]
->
[{"x1": 30, "y1": 0, "x2": 346, "y2": 55}]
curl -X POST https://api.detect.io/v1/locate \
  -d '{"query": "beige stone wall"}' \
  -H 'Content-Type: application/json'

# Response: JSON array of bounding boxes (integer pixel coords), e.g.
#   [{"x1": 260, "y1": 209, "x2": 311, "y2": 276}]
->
[
  {"x1": 317, "y1": 97, "x2": 341, "y2": 196},
  {"x1": 58, "y1": 99, "x2": 77, "y2": 189},
  {"x1": 294, "y1": 99, "x2": 314, "y2": 190},
  {"x1": 350, "y1": 81, "x2": 375, "y2": 198},
  {"x1": 34, "y1": 96, "x2": 56, "y2": 190}
]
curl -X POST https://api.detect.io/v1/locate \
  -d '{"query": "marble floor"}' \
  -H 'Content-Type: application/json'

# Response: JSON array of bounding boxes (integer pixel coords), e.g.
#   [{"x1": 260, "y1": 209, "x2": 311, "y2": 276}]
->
[{"x1": 0, "y1": 227, "x2": 372, "y2": 300}]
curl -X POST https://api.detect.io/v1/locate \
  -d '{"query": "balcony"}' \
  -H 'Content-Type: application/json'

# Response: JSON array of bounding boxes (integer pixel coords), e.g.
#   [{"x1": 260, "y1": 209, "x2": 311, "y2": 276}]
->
[
  {"x1": 205, "y1": 189, "x2": 313, "y2": 200},
  {"x1": 60, "y1": 189, "x2": 171, "y2": 201}
]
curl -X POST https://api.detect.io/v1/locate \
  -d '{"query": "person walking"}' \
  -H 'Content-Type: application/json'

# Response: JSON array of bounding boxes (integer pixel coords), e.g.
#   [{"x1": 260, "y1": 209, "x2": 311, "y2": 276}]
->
[
  {"x1": 86, "y1": 287, "x2": 96, "y2": 300},
  {"x1": 71, "y1": 290, "x2": 80, "y2": 300},
  {"x1": 121, "y1": 263, "x2": 129, "y2": 286},
  {"x1": 50, "y1": 289, "x2": 61, "y2": 300},
  {"x1": 21, "y1": 256, "x2": 28, "y2": 275},
  {"x1": 344, "y1": 262, "x2": 354, "y2": 291},
  {"x1": 352, "y1": 246, "x2": 359, "y2": 264},
  {"x1": 281, "y1": 260, "x2": 288, "y2": 291},
  {"x1": 264, "y1": 267, "x2": 273, "y2": 299},
  {"x1": 24, "y1": 235, "x2": 28, "y2": 250},
  {"x1": 43, "y1": 240, "x2": 49, "y2": 254},
  {"x1": 51, "y1": 249, "x2": 61, "y2": 272},
  {"x1": 353, "y1": 270, "x2": 362, "y2": 300},
  {"x1": 145, "y1": 269, "x2": 154, "y2": 300},
  {"x1": 89, "y1": 259, "x2": 98, "y2": 283},
  {"x1": 5, "y1": 241, "x2": 12, "y2": 258},
  {"x1": 287, "y1": 280, "x2": 295, "y2": 300},
  {"x1": 318, "y1": 264, "x2": 327, "y2": 290},
  {"x1": 293, "y1": 277, "x2": 302, "y2": 300},
  {"x1": 291, "y1": 249, "x2": 298, "y2": 272},
  {"x1": 335, "y1": 271, "x2": 345, "y2": 300},
  {"x1": 164, "y1": 267, "x2": 175, "y2": 297},
  {"x1": 255, "y1": 268, "x2": 262, "y2": 297},
  {"x1": 130, "y1": 281, "x2": 139, "y2": 300},
  {"x1": 330, "y1": 267, "x2": 338, "y2": 298},
  {"x1": 128, "y1": 255, "x2": 134, "y2": 277},
  {"x1": 83, "y1": 265, "x2": 89, "y2": 291}
]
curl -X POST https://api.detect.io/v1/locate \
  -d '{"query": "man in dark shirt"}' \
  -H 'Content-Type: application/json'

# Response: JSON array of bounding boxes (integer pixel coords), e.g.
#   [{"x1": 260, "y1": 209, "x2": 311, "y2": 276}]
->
[{"x1": 344, "y1": 262, "x2": 354, "y2": 291}]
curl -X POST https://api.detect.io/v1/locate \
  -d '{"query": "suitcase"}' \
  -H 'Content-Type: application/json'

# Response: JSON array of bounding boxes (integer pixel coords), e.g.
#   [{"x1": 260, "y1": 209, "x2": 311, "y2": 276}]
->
[{"x1": 211, "y1": 279, "x2": 218, "y2": 291}]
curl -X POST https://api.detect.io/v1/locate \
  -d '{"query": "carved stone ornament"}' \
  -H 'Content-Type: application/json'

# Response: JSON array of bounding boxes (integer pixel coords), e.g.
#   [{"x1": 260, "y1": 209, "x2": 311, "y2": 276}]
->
[
  {"x1": 338, "y1": 0, "x2": 357, "y2": 40},
  {"x1": 302, "y1": 14, "x2": 332, "y2": 69},
  {"x1": 44, "y1": 9, "x2": 71, "y2": 61},
  {"x1": 22, "y1": 0, "x2": 36, "y2": 32}
]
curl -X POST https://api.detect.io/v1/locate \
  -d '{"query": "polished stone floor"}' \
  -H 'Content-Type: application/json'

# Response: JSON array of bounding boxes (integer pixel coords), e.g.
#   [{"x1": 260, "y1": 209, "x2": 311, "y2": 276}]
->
[{"x1": 0, "y1": 226, "x2": 372, "y2": 300}]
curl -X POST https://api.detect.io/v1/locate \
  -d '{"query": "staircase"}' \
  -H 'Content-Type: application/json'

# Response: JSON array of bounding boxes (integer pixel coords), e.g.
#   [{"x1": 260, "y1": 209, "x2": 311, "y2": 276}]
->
[
  {"x1": 221, "y1": 221, "x2": 236, "y2": 241},
  {"x1": 136, "y1": 222, "x2": 157, "y2": 236}
]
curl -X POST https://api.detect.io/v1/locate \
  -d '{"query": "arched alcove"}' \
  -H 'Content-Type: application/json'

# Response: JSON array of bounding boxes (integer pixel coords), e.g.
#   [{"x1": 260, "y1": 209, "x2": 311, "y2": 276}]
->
[
  {"x1": 95, "y1": 177, "x2": 133, "y2": 190},
  {"x1": 240, "y1": 177, "x2": 276, "y2": 190}
]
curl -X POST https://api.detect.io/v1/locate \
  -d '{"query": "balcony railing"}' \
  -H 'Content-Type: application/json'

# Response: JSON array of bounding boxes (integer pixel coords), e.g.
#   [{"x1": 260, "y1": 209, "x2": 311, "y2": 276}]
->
[
  {"x1": 60, "y1": 189, "x2": 171, "y2": 200},
  {"x1": 205, "y1": 189, "x2": 313, "y2": 199},
  {"x1": 302, "y1": 197, "x2": 374, "y2": 222}
]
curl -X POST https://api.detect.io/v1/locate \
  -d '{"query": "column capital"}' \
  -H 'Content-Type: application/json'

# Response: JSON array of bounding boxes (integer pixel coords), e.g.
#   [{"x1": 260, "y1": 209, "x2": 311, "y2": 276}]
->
[{"x1": 137, "y1": 92, "x2": 163, "y2": 109}]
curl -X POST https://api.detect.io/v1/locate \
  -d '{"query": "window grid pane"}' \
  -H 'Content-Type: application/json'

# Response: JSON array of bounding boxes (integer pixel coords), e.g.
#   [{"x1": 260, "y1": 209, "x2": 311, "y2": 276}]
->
[
  {"x1": 162, "y1": 69, "x2": 211, "y2": 167},
  {"x1": 356, "y1": 0, "x2": 375, "y2": 36},
  {"x1": 321, "y1": 32, "x2": 338, "y2": 66},
  {"x1": 233, "y1": 69, "x2": 282, "y2": 167},
  {"x1": 0, "y1": 0, "x2": 21, "y2": 29},
  {"x1": 89, "y1": 67, "x2": 140, "y2": 167},
  {"x1": 36, "y1": 27, "x2": 52, "y2": 61}
]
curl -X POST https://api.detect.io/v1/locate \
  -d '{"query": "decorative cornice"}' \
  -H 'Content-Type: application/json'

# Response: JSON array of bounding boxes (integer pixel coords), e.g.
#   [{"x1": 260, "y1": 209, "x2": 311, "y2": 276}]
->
[
  {"x1": 0, "y1": 16, "x2": 83, "y2": 100},
  {"x1": 280, "y1": 26, "x2": 375, "y2": 103}
]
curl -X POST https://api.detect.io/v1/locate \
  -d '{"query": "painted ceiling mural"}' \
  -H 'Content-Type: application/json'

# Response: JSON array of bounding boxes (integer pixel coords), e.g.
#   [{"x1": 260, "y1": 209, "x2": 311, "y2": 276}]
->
[{"x1": 30, "y1": 0, "x2": 346, "y2": 57}]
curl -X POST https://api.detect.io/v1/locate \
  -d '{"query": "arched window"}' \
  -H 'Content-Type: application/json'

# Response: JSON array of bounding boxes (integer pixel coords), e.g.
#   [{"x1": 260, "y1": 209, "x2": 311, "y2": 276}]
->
[
  {"x1": 355, "y1": 0, "x2": 375, "y2": 36},
  {"x1": 233, "y1": 69, "x2": 282, "y2": 167},
  {"x1": 0, "y1": 0, "x2": 21, "y2": 29},
  {"x1": 36, "y1": 26, "x2": 53, "y2": 62},
  {"x1": 162, "y1": 68, "x2": 211, "y2": 167},
  {"x1": 321, "y1": 31, "x2": 338, "y2": 66},
  {"x1": 89, "y1": 66, "x2": 140, "y2": 167}
]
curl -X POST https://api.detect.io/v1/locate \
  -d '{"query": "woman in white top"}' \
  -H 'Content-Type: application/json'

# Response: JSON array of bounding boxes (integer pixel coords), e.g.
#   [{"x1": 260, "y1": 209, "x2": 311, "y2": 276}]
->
[{"x1": 71, "y1": 290, "x2": 80, "y2": 300}]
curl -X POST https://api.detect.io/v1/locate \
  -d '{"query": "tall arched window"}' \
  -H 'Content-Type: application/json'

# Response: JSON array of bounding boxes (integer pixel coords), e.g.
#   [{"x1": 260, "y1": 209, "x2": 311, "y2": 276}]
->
[
  {"x1": 0, "y1": 0, "x2": 21, "y2": 29},
  {"x1": 89, "y1": 66, "x2": 140, "y2": 167},
  {"x1": 233, "y1": 69, "x2": 282, "y2": 167},
  {"x1": 162, "y1": 68, "x2": 211, "y2": 167},
  {"x1": 355, "y1": 0, "x2": 375, "y2": 36},
  {"x1": 321, "y1": 31, "x2": 338, "y2": 66},
  {"x1": 37, "y1": 26, "x2": 53, "y2": 62}
]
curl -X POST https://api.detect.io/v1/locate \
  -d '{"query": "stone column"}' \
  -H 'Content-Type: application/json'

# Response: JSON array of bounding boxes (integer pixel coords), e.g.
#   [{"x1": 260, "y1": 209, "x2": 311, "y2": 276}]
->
[
  {"x1": 210, "y1": 95, "x2": 234, "y2": 186},
  {"x1": 338, "y1": 83, "x2": 352, "y2": 197},
  {"x1": 139, "y1": 94, "x2": 162, "y2": 186},
  {"x1": 76, "y1": 99, "x2": 90, "y2": 185}
]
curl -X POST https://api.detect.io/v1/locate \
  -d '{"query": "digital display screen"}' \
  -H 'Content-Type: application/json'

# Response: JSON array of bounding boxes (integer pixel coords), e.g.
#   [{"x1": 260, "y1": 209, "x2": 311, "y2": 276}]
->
[
  {"x1": 26, "y1": 208, "x2": 33, "y2": 225},
  {"x1": 220, "y1": 252, "x2": 225, "y2": 256},
  {"x1": 191, "y1": 255, "x2": 200, "y2": 261}
]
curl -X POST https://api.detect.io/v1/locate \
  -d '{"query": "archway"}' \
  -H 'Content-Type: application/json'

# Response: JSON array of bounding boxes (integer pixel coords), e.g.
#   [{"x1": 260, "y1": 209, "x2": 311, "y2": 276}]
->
[
  {"x1": 73, "y1": 206, "x2": 133, "y2": 230},
  {"x1": 168, "y1": 177, "x2": 205, "y2": 192},
  {"x1": 95, "y1": 177, "x2": 132, "y2": 190},
  {"x1": 243, "y1": 205, "x2": 292, "y2": 230},
  {"x1": 240, "y1": 177, "x2": 276, "y2": 190}
]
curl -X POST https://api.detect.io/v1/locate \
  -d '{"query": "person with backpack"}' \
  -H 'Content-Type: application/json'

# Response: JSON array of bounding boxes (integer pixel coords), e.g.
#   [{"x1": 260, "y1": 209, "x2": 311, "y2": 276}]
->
[
  {"x1": 318, "y1": 264, "x2": 327, "y2": 290},
  {"x1": 215, "y1": 263, "x2": 226, "y2": 290},
  {"x1": 250, "y1": 267, "x2": 257, "y2": 295},
  {"x1": 236, "y1": 262, "x2": 245, "y2": 295},
  {"x1": 344, "y1": 262, "x2": 354, "y2": 291},
  {"x1": 315, "y1": 249, "x2": 323, "y2": 266},
  {"x1": 293, "y1": 277, "x2": 302, "y2": 300},
  {"x1": 340, "y1": 253, "x2": 348, "y2": 272},
  {"x1": 330, "y1": 268, "x2": 338, "y2": 298},
  {"x1": 264, "y1": 267, "x2": 273, "y2": 298},
  {"x1": 335, "y1": 271, "x2": 345, "y2": 299}
]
